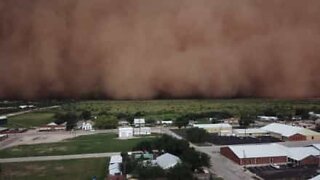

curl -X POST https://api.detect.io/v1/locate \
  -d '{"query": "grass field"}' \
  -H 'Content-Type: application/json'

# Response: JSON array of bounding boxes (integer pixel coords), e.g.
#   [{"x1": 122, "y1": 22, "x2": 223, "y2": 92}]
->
[
  {"x1": 0, "y1": 158, "x2": 108, "y2": 180},
  {"x1": 62, "y1": 99, "x2": 320, "y2": 120},
  {"x1": 0, "y1": 133, "x2": 154, "y2": 158},
  {"x1": 6, "y1": 111, "x2": 56, "y2": 128}
]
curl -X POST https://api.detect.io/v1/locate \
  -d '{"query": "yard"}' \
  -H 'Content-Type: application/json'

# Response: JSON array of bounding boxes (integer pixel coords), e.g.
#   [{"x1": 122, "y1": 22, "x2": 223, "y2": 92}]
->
[
  {"x1": 0, "y1": 133, "x2": 155, "y2": 158},
  {"x1": 6, "y1": 111, "x2": 56, "y2": 128},
  {"x1": 0, "y1": 158, "x2": 108, "y2": 180}
]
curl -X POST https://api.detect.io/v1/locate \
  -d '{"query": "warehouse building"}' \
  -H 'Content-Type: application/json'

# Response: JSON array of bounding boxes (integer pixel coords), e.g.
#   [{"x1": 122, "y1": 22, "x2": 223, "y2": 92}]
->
[
  {"x1": 193, "y1": 123, "x2": 232, "y2": 135},
  {"x1": 261, "y1": 123, "x2": 320, "y2": 141},
  {"x1": 221, "y1": 143, "x2": 320, "y2": 166}
]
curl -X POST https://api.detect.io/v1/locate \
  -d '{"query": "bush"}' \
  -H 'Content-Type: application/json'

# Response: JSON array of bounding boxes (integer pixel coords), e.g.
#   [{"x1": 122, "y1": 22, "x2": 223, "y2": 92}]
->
[
  {"x1": 135, "y1": 165, "x2": 166, "y2": 180},
  {"x1": 185, "y1": 127, "x2": 209, "y2": 143},
  {"x1": 181, "y1": 148, "x2": 211, "y2": 171}
]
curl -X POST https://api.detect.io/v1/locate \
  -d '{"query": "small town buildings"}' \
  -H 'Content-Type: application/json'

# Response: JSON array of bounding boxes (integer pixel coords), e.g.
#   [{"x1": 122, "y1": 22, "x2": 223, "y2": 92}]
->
[
  {"x1": 261, "y1": 123, "x2": 320, "y2": 141},
  {"x1": 156, "y1": 153, "x2": 181, "y2": 169},
  {"x1": 233, "y1": 128, "x2": 269, "y2": 137},
  {"x1": 221, "y1": 143, "x2": 320, "y2": 166},
  {"x1": 193, "y1": 123, "x2": 232, "y2": 135},
  {"x1": 118, "y1": 127, "x2": 134, "y2": 138},
  {"x1": 39, "y1": 122, "x2": 66, "y2": 131},
  {"x1": 134, "y1": 118, "x2": 145, "y2": 127},
  {"x1": 0, "y1": 116, "x2": 7, "y2": 126}
]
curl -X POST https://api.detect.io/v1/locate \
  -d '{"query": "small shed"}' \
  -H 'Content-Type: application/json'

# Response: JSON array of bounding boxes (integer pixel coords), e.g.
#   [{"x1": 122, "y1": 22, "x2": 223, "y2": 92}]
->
[{"x1": 118, "y1": 127, "x2": 134, "y2": 138}]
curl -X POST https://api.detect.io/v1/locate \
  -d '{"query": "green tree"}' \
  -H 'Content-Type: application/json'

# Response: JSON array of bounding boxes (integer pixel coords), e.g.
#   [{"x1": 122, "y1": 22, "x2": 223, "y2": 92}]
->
[
  {"x1": 81, "y1": 110, "x2": 91, "y2": 120},
  {"x1": 94, "y1": 115, "x2": 118, "y2": 129},
  {"x1": 175, "y1": 117, "x2": 189, "y2": 128},
  {"x1": 167, "y1": 163, "x2": 194, "y2": 180},
  {"x1": 239, "y1": 112, "x2": 254, "y2": 128},
  {"x1": 186, "y1": 127, "x2": 209, "y2": 143},
  {"x1": 135, "y1": 165, "x2": 165, "y2": 180},
  {"x1": 181, "y1": 148, "x2": 211, "y2": 171}
]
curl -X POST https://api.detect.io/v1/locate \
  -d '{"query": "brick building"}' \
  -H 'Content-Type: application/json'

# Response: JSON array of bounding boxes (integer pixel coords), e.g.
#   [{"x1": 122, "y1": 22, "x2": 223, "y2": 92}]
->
[{"x1": 221, "y1": 143, "x2": 320, "y2": 166}]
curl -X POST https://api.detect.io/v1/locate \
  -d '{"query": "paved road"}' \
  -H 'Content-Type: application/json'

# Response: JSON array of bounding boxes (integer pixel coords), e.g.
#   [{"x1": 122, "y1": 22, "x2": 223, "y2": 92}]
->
[
  {"x1": 164, "y1": 128, "x2": 256, "y2": 180},
  {"x1": 0, "y1": 152, "x2": 120, "y2": 163}
]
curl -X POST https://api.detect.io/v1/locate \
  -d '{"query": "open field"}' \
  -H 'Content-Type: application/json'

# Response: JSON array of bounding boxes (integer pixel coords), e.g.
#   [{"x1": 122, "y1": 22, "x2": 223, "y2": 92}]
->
[
  {"x1": 63, "y1": 99, "x2": 320, "y2": 120},
  {"x1": 0, "y1": 158, "x2": 108, "y2": 180},
  {"x1": 0, "y1": 133, "x2": 154, "y2": 158},
  {"x1": 6, "y1": 111, "x2": 56, "y2": 128}
]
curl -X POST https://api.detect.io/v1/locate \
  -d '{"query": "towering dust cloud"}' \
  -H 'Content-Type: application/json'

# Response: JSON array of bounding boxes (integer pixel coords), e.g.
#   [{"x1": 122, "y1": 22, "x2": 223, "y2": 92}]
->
[{"x1": 0, "y1": 0, "x2": 320, "y2": 99}]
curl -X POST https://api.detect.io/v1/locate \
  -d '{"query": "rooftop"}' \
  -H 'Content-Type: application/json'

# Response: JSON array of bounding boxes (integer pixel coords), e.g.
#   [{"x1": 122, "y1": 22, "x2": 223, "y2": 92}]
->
[
  {"x1": 193, "y1": 123, "x2": 232, "y2": 128},
  {"x1": 261, "y1": 123, "x2": 320, "y2": 137}
]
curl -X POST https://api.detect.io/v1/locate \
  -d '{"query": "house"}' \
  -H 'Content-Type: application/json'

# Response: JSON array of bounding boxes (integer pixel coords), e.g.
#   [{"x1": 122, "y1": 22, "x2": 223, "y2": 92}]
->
[
  {"x1": 221, "y1": 143, "x2": 320, "y2": 166},
  {"x1": 39, "y1": 122, "x2": 66, "y2": 131},
  {"x1": 193, "y1": 123, "x2": 232, "y2": 135},
  {"x1": 233, "y1": 128, "x2": 269, "y2": 137},
  {"x1": 118, "y1": 127, "x2": 134, "y2": 138},
  {"x1": 81, "y1": 121, "x2": 93, "y2": 131},
  {"x1": 156, "y1": 153, "x2": 181, "y2": 169},
  {"x1": 134, "y1": 118, "x2": 145, "y2": 127},
  {"x1": 0, "y1": 116, "x2": 7, "y2": 126},
  {"x1": 261, "y1": 123, "x2": 320, "y2": 141}
]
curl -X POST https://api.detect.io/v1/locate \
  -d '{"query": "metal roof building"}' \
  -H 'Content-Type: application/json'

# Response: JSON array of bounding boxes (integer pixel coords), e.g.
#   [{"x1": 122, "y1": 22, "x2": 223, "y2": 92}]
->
[{"x1": 156, "y1": 153, "x2": 181, "y2": 169}]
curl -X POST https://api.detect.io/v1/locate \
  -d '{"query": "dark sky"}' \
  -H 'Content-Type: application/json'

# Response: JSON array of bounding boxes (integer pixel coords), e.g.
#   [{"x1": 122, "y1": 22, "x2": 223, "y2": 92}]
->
[{"x1": 0, "y1": 0, "x2": 320, "y2": 99}]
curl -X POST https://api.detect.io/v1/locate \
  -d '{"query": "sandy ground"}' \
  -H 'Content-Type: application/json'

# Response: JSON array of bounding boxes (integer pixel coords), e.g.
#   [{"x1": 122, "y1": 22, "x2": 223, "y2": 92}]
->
[{"x1": 0, "y1": 129, "x2": 116, "y2": 150}]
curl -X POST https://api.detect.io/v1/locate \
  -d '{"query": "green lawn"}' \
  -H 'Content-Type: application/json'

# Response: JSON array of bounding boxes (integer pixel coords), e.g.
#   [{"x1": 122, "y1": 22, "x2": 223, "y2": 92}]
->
[
  {"x1": 0, "y1": 133, "x2": 154, "y2": 158},
  {"x1": 6, "y1": 111, "x2": 56, "y2": 128},
  {"x1": 0, "y1": 158, "x2": 108, "y2": 180}
]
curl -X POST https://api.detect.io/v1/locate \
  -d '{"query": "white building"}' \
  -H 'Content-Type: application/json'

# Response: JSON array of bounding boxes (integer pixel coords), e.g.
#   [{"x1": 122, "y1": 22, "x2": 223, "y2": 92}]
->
[
  {"x1": 193, "y1": 123, "x2": 232, "y2": 135},
  {"x1": 118, "y1": 127, "x2": 134, "y2": 138},
  {"x1": 134, "y1": 127, "x2": 151, "y2": 135},
  {"x1": 156, "y1": 153, "x2": 181, "y2": 169},
  {"x1": 134, "y1": 118, "x2": 145, "y2": 127}
]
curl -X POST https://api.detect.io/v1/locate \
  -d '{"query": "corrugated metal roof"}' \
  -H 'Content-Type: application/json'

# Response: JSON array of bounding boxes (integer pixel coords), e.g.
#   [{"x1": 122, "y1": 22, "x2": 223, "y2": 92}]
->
[
  {"x1": 134, "y1": 118, "x2": 145, "y2": 124},
  {"x1": 228, "y1": 143, "x2": 320, "y2": 161},
  {"x1": 285, "y1": 147, "x2": 319, "y2": 161},
  {"x1": 261, "y1": 123, "x2": 320, "y2": 137},
  {"x1": 229, "y1": 143, "x2": 288, "y2": 158},
  {"x1": 156, "y1": 153, "x2": 180, "y2": 169}
]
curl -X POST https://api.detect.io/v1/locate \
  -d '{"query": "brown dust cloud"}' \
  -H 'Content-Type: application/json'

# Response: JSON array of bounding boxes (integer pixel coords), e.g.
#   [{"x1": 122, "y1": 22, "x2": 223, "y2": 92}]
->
[{"x1": 0, "y1": 0, "x2": 320, "y2": 99}]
